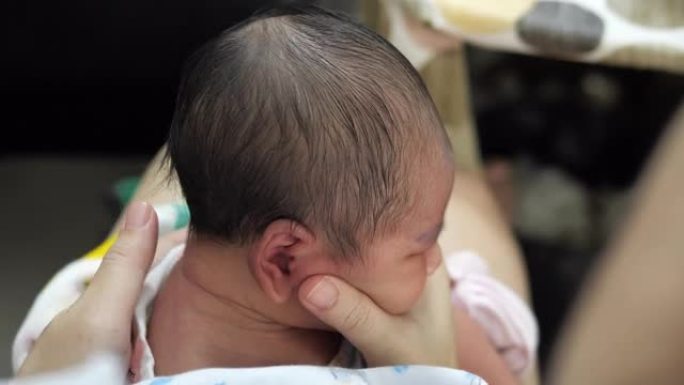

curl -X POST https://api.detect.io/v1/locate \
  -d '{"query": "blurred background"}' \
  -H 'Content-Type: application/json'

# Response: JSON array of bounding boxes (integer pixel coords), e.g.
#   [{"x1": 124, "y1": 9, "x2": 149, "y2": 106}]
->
[{"x1": 1, "y1": 0, "x2": 682, "y2": 378}]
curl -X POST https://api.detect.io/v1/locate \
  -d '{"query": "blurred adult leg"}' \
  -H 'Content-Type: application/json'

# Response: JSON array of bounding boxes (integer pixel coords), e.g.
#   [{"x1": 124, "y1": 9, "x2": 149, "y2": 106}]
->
[{"x1": 549, "y1": 103, "x2": 684, "y2": 385}]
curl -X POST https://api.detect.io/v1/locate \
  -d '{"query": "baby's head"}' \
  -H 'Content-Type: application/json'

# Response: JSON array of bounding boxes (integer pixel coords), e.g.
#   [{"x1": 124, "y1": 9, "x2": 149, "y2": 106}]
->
[{"x1": 167, "y1": 7, "x2": 454, "y2": 322}]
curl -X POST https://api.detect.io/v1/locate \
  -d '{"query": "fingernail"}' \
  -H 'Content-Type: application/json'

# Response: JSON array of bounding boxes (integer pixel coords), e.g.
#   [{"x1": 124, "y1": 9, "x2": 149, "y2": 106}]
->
[
  {"x1": 306, "y1": 277, "x2": 338, "y2": 310},
  {"x1": 124, "y1": 202, "x2": 151, "y2": 230}
]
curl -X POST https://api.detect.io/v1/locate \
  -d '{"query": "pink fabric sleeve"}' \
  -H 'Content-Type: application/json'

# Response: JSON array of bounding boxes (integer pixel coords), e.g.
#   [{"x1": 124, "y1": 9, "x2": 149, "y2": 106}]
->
[{"x1": 445, "y1": 251, "x2": 539, "y2": 376}]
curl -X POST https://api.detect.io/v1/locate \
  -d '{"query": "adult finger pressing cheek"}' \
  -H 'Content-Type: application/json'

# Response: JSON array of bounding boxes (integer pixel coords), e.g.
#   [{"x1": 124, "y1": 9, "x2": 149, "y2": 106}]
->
[{"x1": 298, "y1": 263, "x2": 457, "y2": 368}]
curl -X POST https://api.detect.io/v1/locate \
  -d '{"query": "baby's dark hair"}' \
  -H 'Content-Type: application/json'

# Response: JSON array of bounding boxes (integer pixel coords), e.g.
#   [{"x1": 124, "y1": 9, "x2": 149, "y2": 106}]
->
[{"x1": 167, "y1": 6, "x2": 449, "y2": 257}]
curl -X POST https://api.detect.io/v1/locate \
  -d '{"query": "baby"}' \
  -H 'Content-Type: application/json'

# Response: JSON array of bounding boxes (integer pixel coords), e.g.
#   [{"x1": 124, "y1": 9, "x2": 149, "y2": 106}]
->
[
  {"x1": 144, "y1": 5, "x2": 453, "y2": 377},
  {"x1": 14, "y1": 6, "x2": 537, "y2": 385}
]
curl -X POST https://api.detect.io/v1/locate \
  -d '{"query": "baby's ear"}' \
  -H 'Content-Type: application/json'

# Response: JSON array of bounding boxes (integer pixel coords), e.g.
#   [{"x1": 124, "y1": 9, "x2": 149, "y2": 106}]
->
[{"x1": 249, "y1": 219, "x2": 322, "y2": 304}]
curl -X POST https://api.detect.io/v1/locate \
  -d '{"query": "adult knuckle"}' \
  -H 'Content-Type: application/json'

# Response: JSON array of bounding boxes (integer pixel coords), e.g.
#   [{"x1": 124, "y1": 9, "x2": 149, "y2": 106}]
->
[
  {"x1": 342, "y1": 299, "x2": 372, "y2": 333},
  {"x1": 105, "y1": 240, "x2": 132, "y2": 265}
]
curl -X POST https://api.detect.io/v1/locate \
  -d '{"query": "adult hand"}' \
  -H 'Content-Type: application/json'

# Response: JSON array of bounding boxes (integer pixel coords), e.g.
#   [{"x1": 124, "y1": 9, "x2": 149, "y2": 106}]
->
[
  {"x1": 17, "y1": 202, "x2": 160, "y2": 377},
  {"x1": 298, "y1": 254, "x2": 457, "y2": 368}
]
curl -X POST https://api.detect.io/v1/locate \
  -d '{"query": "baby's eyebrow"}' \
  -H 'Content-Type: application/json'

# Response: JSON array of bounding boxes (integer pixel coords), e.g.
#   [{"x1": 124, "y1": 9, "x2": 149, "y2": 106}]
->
[{"x1": 417, "y1": 221, "x2": 444, "y2": 245}]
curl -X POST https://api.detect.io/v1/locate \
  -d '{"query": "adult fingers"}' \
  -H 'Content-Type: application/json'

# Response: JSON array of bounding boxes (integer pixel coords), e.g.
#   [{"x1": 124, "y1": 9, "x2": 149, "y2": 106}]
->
[
  {"x1": 80, "y1": 202, "x2": 158, "y2": 322},
  {"x1": 298, "y1": 275, "x2": 396, "y2": 363}
]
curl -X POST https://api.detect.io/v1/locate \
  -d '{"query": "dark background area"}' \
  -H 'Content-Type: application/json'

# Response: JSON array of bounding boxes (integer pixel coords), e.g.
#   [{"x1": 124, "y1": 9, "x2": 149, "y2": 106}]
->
[
  {"x1": 1, "y1": 0, "x2": 280, "y2": 156},
  {"x1": 1, "y1": 0, "x2": 683, "y2": 378}
]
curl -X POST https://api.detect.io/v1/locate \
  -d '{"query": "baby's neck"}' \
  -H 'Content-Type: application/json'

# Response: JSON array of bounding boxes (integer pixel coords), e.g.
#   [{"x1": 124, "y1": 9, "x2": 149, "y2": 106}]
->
[{"x1": 147, "y1": 238, "x2": 341, "y2": 375}]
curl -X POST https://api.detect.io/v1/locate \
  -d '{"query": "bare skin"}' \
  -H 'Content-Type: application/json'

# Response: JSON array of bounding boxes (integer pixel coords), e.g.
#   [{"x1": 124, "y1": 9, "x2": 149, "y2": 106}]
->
[{"x1": 147, "y1": 239, "x2": 341, "y2": 374}]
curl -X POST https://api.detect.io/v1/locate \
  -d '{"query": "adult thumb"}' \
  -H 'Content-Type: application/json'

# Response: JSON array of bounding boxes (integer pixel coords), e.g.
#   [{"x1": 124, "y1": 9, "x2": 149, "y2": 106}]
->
[
  {"x1": 81, "y1": 202, "x2": 158, "y2": 321},
  {"x1": 298, "y1": 275, "x2": 394, "y2": 362}
]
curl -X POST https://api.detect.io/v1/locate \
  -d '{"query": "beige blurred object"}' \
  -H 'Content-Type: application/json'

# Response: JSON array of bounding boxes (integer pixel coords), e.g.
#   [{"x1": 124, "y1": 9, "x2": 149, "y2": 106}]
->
[
  {"x1": 520, "y1": 0, "x2": 684, "y2": 73},
  {"x1": 391, "y1": 0, "x2": 684, "y2": 74},
  {"x1": 607, "y1": 0, "x2": 684, "y2": 28},
  {"x1": 363, "y1": 0, "x2": 481, "y2": 173},
  {"x1": 602, "y1": 0, "x2": 684, "y2": 72},
  {"x1": 432, "y1": 0, "x2": 536, "y2": 33},
  {"x1": 422, "y1": 53, "x2": 481, "y2": 173},
  {"x1": 604, "y1": 45, "x2": 684, "y2": 76}
]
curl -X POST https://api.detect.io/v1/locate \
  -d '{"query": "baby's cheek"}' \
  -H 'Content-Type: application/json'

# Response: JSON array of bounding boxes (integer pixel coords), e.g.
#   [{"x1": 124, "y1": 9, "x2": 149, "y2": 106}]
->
[{"x1": 372, "y1": 263, "x2": 428, "y2": 315}]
